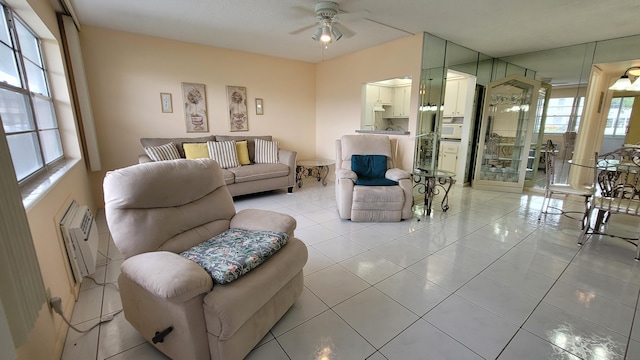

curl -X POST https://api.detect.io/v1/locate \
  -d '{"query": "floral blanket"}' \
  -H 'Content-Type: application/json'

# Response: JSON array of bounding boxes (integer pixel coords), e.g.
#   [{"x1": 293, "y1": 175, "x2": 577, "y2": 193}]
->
[{"x1": 180, "y1": 228, "x2": 288, "y2": 284}]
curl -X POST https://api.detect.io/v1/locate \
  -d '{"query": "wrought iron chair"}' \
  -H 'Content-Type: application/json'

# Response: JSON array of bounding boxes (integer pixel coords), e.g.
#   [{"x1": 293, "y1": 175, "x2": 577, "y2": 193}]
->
[
  {"x1": 538, "y1": 140, "x2": 594, "y2": 229},
  {"x1": 578, "y1": 147, "x2": 640, "y2": 260}
]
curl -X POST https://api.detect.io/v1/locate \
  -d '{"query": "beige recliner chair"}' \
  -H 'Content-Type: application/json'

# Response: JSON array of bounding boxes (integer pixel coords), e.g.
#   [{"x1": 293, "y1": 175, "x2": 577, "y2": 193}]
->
[
  {"x1": 103, "y1": 159, "x2": 307, "y2": 360},
  {"x1": 335, "y1": 134, "x2": 413, "y2": 221}
]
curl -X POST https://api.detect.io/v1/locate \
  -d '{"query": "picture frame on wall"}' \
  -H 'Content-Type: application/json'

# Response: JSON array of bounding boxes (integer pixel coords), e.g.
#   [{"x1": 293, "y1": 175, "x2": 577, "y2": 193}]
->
[
  {"x1": 255, "y1": 98, "x2": 264, "y2": 115},
  {"x1": 160, "y1": 93, "x2": 172, "y2": 113},
  {"x1": 226, "y1": 86, "x2": 248, "y2": 132},
  {"x1": 182, "y1": 83, "x2": 208, "y2": 132}
]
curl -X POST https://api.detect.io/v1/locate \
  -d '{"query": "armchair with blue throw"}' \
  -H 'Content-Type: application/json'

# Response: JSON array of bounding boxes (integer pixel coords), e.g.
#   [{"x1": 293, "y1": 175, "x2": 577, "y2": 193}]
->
[{"x1": 335, "y1": 134, "x2": 413, "y2": 221}]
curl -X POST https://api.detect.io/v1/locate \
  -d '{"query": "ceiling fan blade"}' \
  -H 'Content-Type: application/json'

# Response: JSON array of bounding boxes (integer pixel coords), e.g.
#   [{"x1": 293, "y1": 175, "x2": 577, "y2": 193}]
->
[
  {"x1": 363, "y1": 17, "x2": 413, "y2": 35},
  {"x1": 289, "y1": 23, "x2": 318, "y2": 35},
  {"x1": 333, "y1": 22, "x2": 356, "y2": 38}
]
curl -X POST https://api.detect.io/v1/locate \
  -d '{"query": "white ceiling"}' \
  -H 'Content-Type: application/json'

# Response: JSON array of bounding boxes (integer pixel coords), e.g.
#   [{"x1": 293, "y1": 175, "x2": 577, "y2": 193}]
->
[{"x1": 64, "y1": 0, "x2": 640, "y2": 64}]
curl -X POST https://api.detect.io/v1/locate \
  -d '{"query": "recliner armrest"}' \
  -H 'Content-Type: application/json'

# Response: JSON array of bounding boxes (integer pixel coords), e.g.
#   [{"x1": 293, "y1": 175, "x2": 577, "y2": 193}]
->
[
  {"x1": 386, "y1": 168, "x2": 410, "y2": 181},
  {"x1": 120, "y1": 251, "x2": 213, "y2": 303},
  {"x1": 230, "y1": 209, "x2": 296, "y2": 236},
  {"x1": 336, "y1": 168, "x2": 357, "y2": 181}
]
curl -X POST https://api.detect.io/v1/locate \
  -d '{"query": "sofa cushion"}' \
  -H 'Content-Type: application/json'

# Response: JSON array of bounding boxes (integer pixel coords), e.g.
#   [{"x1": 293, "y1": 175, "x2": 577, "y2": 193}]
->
[
  {"x1": 236, "y1": 140, "x2": 250, "y2": 165},
  {"x1": 228, "y1": 163, "x2": 289, "y2": 183},
  {"x1": 207, "y1": 141, "x2": 240, "y2": 169},
  {"x1": 144, "y1": 142, "x2": 181, "y2": 161},
  {"x1": 141, "y1": 136, "x2": 216, "y2": 158},
  {"x1": 220, "y1": 168, "x2": 235, "y2": 185},
  {"x1": 180, "y1": 228, "x2": 288, "y2": 284},
  {"x1": 215, "y1": 135, "x2": 272, "y2": 162},
  {"x1": 255, "y1": 138, "x2": 279, "y2": 164},
  {"x1": 183, "y1": 143, "x2": 209, "y2": 159}
]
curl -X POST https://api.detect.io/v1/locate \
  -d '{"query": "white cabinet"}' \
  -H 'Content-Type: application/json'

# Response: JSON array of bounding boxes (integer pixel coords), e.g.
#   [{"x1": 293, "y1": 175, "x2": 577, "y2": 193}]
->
[
  {"x1": 391, "y1": 85, "x2": 411, "y2": 117},
  {"x1": 366, "y1": 84, "x2": 393, "y2": 104},
  {"x1": 443, "y1": 79, "x2": 467, "y2": 117},
  {"x1": 438, "y1": 142, "x2": 459, "y2": 173}
]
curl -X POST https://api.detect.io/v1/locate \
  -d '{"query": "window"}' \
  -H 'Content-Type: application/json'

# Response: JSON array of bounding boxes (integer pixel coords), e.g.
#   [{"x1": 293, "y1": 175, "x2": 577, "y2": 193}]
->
[
  {"x1": 0, "y1": 5, "x2": 63, "y2": 183},
  {"x1": 543, "y1": 96, "x2": 584, "y2": 134},
  {"x1": 605, "y1": 96, "x2": 634, "y2": 136}
]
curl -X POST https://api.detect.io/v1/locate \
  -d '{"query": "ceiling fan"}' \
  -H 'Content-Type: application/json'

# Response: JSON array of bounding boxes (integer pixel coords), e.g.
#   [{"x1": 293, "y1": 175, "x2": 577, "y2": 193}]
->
[{"x1": 289, "y1": 1, "x2": 357, "y2": 44}]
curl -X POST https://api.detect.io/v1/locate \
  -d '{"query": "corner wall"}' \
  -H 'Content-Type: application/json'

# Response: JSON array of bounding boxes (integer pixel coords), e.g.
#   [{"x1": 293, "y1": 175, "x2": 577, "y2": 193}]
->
[
  {"x1": 78, "y1": 27, "x2": 317, "y2": 205},
  {"x1": 315, "y1": 34, "x2": 424, "y2": 173}
]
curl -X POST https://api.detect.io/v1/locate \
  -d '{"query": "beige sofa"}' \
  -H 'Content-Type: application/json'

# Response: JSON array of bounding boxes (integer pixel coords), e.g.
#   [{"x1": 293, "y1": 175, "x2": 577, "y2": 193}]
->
[
  {"x1": 139, "y1": 135, "x2": 296, "y2": 196},
  {"x1": 103, "y1": 159, "x2": 308, "y2": 360}
]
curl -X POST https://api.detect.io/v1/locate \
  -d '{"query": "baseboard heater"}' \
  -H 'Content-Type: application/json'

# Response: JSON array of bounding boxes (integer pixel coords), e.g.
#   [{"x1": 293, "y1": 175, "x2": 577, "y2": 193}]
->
[{"x1": 60, "y1": 201, "x2": 99, "y2": 283}]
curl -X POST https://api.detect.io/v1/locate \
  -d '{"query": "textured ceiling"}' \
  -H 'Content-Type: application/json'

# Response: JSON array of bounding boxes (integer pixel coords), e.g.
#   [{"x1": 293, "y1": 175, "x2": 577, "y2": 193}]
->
[{"x1": 66, "y1": 0, "x2": 640, "y2": 64}]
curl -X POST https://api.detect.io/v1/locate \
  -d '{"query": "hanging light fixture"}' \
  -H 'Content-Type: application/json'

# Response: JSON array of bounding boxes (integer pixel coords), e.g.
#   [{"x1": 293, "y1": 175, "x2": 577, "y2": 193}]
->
[
  {"x1": 319, "y1": 24, "x2": 332, "y2": 43},
  {"x1": 609, "y1": 66, "x2": 640, "y2": 91}
]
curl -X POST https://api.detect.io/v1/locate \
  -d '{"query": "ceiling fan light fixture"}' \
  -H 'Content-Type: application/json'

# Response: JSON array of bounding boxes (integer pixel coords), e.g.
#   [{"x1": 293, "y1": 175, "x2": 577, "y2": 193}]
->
[
  {"x1": 320, "y1": 25, "x2": 332, "y2": 43},
  {"x1": 311, "y1": 27, "x2": 322, "y2": 41},
  {"x1": 331, "y1": 26, "x2": 342, "y2": 41}
]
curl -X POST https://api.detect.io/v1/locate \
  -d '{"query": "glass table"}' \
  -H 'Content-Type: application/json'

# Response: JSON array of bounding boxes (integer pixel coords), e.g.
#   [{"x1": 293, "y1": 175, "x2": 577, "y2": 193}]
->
[
  {"x1": 412, "y1": 168, "x2": 456, "y2": 216},
  {"x1": 296, "y1": 159, "x2": 335, "y2": 187}
]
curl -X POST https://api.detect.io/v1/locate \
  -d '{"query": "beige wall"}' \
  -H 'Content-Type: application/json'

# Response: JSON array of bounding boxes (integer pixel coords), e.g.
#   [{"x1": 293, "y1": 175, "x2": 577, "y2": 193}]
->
[
  {"x1": 8, "y1": 0, "x2": 97, "y2": 359},
  {"x1": 315, "y1": 34, "x2": 424, "y2": 173},
  {"x1": 78, "y1": 27, "x2": 317, "y2": 205}
]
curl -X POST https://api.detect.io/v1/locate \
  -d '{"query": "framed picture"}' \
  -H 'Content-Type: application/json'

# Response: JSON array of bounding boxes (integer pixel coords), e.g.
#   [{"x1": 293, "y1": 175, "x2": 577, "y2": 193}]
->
[
  {"x1": 226, "y1": 86, "x2": 248, "y2": 131},
  {"x1": 255, "y1": 98, "x2": 264, "y2": 115},
  {"x1": 182, "y1": 83, "x2": 208, "y2": 132},
  {"x1": 160, "y1": 93, "x2": 172, "y2": 113}
]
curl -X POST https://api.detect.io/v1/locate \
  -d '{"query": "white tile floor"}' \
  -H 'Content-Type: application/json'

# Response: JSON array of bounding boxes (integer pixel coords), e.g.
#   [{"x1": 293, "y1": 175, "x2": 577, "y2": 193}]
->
[{"x1": 61, "y1": 179, "x2": 640, "y2": 360}]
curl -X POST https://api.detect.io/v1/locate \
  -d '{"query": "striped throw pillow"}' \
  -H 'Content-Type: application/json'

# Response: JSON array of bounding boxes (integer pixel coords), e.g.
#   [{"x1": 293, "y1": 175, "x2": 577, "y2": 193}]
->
[
  {"x1": 254, "y1": 138, "x2": 279, "y2": 164},
  {"x1": 207, "y1": 141, "x2": 239, "y2": 169},
  {"x1": 144, "y1": 142, "x2": 181, "y2": 161}
]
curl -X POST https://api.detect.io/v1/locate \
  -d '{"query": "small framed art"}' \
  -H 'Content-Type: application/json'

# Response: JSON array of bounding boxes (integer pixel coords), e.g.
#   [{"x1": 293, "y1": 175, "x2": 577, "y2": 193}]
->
[
  {"x1": 255, "y1": 98, "x2": 264, "y2": 115},
  {"x1": 160, "y1": 93, "x2": 172, "y2": 113}
]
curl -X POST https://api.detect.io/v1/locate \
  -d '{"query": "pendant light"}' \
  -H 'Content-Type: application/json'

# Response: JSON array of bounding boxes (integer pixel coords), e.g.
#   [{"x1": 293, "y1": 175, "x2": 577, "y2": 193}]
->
[{"x1": 609, "y1": 66, "x2": 640, "y2": 91}]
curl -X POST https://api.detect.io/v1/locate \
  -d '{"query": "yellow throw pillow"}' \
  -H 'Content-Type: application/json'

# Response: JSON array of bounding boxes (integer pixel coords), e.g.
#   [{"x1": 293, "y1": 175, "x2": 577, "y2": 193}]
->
[
  {"x1": 236, "y1": 140, "x2": 250, "y2": 165},
  {"x1": 183, "y1": 143, "x2": 209, "y2": 159}
]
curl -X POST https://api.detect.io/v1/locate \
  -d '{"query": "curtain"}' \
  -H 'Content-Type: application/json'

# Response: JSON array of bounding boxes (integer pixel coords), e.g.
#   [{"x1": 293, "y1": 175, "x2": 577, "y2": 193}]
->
[{"x1": 0, "y1": 123, "x2": 47, "y2": 347}]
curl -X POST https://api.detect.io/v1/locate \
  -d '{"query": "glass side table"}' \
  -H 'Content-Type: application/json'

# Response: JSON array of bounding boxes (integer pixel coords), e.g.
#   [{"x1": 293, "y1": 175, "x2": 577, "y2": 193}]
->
[
  {"x1": 296, "y1": 159, "x2": 335, "y2": 187},
  {"x1": 412, "y1": 168, "x2": 456, "y2": 215}
]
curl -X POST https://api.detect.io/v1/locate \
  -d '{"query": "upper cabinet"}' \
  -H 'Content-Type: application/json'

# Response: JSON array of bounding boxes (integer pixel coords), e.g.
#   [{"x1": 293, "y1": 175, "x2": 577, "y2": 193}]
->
[
  {"x1": 443, "y1": 78, "x2": 468, "y2": 117},
  {"x1": 391, "y1": 85, "x2": 411, "y2": 117},
  {"x1": 366, "y1": 84, "x2": 393, "y2": 104}
]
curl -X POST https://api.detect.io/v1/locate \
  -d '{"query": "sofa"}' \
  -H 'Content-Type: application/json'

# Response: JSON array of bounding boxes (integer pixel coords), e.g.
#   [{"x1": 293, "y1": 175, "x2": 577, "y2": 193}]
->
[
  {"x1": 138, "y1": 135, "x2": 297, "y2": 197},
  {"x1": 103, "y1": 159, "x2": 308, "y2": 360}
]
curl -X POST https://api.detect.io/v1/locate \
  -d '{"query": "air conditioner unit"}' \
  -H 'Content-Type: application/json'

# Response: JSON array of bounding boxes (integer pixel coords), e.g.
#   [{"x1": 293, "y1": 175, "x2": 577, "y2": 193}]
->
[{"x1": 60, "y1": 201, "x2": 99, "y2": 283}]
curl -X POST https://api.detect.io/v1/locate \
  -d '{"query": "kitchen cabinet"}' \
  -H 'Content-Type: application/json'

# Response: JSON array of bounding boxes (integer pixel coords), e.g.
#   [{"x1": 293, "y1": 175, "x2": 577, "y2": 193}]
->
[
  {"x1": 391, "y1": 85, "x2": 411, "y2": 117},
  {"x1": 438, "y1": 141, "x2": 459, "y2": 173},
  {"x1": 443, "y1": 78, "x2": 468, "y2": 117},
  {"x1": 473, "y1": 74, "x2": 541, "y2": 193},
  {"x1": 366, "y1": 84, "x2": 393, "y2": 104}
]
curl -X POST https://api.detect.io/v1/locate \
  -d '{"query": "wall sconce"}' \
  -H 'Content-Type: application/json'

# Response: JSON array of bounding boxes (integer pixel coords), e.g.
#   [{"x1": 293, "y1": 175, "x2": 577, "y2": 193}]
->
[{"x1": 609, "y1": 66, "x2": 640, "y2": 91}]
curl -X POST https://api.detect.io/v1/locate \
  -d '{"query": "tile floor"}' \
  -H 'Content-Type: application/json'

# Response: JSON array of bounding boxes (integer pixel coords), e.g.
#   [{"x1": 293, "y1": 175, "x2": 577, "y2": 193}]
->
[{"x1": 61, "y1": 178, "x2": 640, "y2": 360}]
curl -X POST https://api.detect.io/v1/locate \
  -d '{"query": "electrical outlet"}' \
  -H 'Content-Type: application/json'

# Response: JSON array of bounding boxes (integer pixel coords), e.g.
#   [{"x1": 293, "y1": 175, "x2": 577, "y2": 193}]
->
[{"x1": 49, "y1": 297, "x2": 63, "y2": 315}]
